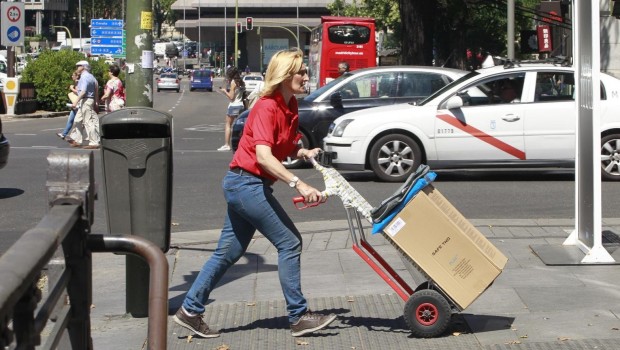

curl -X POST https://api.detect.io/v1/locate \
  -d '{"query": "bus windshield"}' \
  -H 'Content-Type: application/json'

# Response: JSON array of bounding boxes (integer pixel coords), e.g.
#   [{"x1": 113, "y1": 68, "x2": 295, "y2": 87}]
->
[{"x1": 328, "y1": 25, "x2": 372, "y2": 45}]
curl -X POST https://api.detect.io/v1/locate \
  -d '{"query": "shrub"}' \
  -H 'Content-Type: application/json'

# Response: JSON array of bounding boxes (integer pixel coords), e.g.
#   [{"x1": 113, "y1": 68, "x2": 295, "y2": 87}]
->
[{"x1": 20, "y1": 50, "x2": 109, "y2": 111}]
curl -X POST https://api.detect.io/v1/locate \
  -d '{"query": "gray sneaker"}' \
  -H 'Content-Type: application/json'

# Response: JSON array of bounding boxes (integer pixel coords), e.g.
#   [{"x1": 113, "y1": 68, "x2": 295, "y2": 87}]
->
[
  {"x1": 173, "y1": 308, "x2": 220, "y2": 338},
  {"x1": 290, "y1": 310, "x2": 337, "y2": 337}
]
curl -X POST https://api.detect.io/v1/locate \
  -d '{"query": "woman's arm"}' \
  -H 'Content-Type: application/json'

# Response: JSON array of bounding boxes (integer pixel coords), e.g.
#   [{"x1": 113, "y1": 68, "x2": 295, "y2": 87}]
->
[
  {"x1": 256, "y1": 145, "x2": 323, "y2": 203},
  {"x1": 219, "y1": 81, "x2": 235, "y2": 100},
  {"x1": 101, "y1": 83, "x2": 112, "y2": 100}
]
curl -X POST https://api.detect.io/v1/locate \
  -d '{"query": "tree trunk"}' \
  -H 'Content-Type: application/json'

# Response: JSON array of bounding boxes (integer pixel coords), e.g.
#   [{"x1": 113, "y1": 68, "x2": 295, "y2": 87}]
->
[{"x1": 399, "y1": 0, "x2": 436, "y2": 65}]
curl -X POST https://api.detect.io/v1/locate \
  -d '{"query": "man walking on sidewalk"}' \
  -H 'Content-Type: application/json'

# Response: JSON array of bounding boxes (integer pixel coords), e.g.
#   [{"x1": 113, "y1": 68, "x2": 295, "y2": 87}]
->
[{"x1": 68, "y1": 60, "x2": 100, "y2": 149}]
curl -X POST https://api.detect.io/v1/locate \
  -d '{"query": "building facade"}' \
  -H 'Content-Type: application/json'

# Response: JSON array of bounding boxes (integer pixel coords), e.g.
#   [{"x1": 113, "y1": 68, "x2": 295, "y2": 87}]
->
[{"x1": 170, "y1": 0, "x2": 332, "y2": 71}]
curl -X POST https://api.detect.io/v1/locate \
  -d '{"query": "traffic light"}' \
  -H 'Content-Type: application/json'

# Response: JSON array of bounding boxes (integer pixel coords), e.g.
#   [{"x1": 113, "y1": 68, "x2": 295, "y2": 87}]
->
[
  {"x1": 236, "y1": 22, "x2": 242, "y2": 33},
  {"x1": 246, "y1": 17, "x2": 253, "y2": 31}
]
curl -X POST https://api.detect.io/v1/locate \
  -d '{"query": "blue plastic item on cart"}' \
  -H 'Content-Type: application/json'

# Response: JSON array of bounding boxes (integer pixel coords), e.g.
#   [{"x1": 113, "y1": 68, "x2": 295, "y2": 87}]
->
[{"x1": 371, "y1": 171, "x2": 436, "y2": 234}]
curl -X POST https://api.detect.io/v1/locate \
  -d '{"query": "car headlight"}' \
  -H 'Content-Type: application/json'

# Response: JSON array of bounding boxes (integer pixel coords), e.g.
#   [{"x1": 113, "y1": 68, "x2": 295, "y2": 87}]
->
[{"x1": 329, "y1": 119, "x2": 353, "y2": 137}]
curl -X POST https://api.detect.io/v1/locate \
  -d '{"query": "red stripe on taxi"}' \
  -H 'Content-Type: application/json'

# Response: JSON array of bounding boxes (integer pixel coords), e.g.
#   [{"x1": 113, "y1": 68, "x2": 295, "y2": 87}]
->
[{"x1": 436, "y1": 113, "x2": 526, "y2": 160}]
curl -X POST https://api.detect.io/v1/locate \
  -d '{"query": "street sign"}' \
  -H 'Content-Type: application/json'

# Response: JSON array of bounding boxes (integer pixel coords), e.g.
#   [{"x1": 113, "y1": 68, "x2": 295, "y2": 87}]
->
[
  {"x1": 91, "y1": 28, "x2": 123, "y2": 37},
  {"x1": 91, "y1": 46, "x2": 124, "y2": 55},
  {"x1": 91, "y1": 18, "x2": 125, "y2": 58},
  {"x1": 91, "y1": 19, "x2": 123, "y2": 28},
  {"x1": 91, "y1": 37, "x2": 123, "y2": 46},
  {"x1": 1, "y1": 2, "x2": 24, "y2": 46}
]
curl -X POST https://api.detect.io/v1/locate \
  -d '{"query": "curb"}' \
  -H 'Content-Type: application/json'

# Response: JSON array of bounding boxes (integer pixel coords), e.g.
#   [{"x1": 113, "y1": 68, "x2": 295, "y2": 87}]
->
[{"x1": 1, "y1": 111, "x2": 69, "y2": 120}]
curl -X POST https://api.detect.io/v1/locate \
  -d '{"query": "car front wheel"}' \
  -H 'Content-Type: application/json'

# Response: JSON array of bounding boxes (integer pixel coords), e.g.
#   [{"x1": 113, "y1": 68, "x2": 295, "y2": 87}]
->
[
  {"x1": 369, "y1": 134, "x2": 422, "y2": 182},
  {"x1": 601, "y1": 133, "x2": 620, "y2": 181}
]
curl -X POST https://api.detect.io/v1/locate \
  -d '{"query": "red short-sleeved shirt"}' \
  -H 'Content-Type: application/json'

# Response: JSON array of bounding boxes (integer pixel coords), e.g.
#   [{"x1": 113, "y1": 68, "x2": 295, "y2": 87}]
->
[{"x1": 230, "y1": 90, "x2": 301, "y2": 181}]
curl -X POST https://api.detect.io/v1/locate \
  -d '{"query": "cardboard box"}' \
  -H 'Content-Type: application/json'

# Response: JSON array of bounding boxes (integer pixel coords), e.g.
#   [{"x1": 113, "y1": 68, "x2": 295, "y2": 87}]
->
[{"x1": 383, "y1": 185, "x2": 507, "y2": 310}]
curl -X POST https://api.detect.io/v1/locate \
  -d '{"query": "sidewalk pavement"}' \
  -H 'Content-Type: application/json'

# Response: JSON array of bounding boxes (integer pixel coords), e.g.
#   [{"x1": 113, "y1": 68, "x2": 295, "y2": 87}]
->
[{"x1": 87, "y1": 218, "x2": 620, "y2": 350}]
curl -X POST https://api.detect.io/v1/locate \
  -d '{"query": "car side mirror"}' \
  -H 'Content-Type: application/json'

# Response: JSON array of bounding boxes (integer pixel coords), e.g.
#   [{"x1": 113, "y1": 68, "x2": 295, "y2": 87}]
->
[
  {"x1": 330, "y1": 92, "x2": 343, "y2": 108},
  {"x1": 445, "y1": 95, "x2": 464, "y2": 109}
]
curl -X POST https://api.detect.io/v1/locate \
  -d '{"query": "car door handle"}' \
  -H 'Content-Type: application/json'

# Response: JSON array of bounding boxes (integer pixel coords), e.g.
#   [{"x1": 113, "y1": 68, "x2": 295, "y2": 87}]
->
[{"x1": 502, "y1": 115, "x2": 520, "y2": 122}]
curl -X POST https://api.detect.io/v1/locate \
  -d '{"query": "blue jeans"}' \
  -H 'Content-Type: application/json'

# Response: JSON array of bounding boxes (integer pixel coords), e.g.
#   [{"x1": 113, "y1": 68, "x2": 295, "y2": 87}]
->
[
  {"x1": 182, "y1": 171, "x2": 307, "y2": 323},
  {"x1": 61, "y1": 109, "x2": 76, "y2": 137}
]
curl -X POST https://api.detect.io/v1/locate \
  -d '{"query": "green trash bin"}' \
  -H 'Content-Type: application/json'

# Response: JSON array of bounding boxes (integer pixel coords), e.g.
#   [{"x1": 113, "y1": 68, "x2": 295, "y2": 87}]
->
[{"x1": 100, "y1": 107, "x2": 173, "y2": 317}]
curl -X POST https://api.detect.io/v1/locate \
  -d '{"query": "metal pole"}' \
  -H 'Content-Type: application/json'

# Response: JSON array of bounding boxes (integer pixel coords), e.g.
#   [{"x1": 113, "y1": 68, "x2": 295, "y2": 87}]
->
[
  {"x1": 224, "y1": 0, "x2": 227, "y2": 69},
  {"x1": 78, "y1": 0, "x2": 82, "y2": 47},
  {"x1": 507, "y1": 0, "x2": 515, "y2": 59},
  {"x1": 198, "y1": 0, "x2": 201, "y2": 64},
  {"x1": 235, "y1": 0, "x2": 238, "y2": 67},
  {"x1": 296, "y1": 0, "x2": 299, "y2": 45},
  {"x1": 126, "y1": 0, "x2": 153, "y2": 108},
  {"x1": 183, "y1": 5, "x2": 186, "y2": 70},
  {"x1": 124, "y1": 0, "x2": 154, "y2": 316}
]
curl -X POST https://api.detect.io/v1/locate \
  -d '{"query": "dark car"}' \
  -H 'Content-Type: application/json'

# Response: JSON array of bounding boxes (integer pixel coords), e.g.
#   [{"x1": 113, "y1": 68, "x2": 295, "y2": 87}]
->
[
  {"x1": 231, "y1": 66, "x2": 467, "y2": 168},
  {"x1": 0, "y1": 117, "x2": 9, "y2": 169},
  {"x1": 190, "y1": 69, "x2": 214, "y2": 91}
]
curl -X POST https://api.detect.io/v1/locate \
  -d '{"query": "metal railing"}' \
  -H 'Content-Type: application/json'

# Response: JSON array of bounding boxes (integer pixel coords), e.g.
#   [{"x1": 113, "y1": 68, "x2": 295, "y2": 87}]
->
[{"x1": 0, "y1": 150, "x2": 168, "y2": 350}]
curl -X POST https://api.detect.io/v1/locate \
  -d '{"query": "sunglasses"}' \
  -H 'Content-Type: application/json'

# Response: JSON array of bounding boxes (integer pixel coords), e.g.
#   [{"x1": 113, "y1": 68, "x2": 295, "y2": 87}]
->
[{"x1": 296, "y1": 68, "x2": 308, "y2": 76}]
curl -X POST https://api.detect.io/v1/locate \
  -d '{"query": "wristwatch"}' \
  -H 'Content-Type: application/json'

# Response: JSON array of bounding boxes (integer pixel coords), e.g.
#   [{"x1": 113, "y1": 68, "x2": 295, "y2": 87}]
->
[{"x1": 288, "y1": 176, "x2": 299, "y2": 188}]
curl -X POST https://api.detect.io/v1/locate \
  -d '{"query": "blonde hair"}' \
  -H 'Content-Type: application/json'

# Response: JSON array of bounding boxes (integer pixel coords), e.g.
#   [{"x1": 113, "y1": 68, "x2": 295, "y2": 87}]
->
[{"x1": 260, "y1": 48, "x2": 304, "y2": 97}]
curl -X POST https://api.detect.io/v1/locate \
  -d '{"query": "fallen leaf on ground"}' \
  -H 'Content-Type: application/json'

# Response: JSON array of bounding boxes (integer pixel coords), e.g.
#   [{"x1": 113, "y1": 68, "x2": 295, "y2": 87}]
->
[
  {"x1": 520, "y1": 335, "x2": 528, "y2": 338},
  {"x1": 296, "y1": 340, "x2": 309, "y2": 345},
  {"x1": 246, "y1": 302, "x2": 256, "y2": 306},
  {"x1": 558, "y1": 337, "x2": 571, "y2": 341},
  {"x1": 186, "y1": 335, "x2": 193, "y2": 343},
  {"x1": 215, "y1": 344, "x2": 230, "y2": 350},
  {"x1": 505, "y1": 341, "x2": 521, "y2": 345},
  {"x1": 172, "y1": 222, "x2": 180, "y2": 226}
]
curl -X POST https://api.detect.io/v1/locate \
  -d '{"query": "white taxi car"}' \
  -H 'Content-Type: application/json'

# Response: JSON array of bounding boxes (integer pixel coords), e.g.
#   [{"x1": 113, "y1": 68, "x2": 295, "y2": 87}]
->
[{"x1": 324, "y1": 61, "x2": 620, "y2": 182}]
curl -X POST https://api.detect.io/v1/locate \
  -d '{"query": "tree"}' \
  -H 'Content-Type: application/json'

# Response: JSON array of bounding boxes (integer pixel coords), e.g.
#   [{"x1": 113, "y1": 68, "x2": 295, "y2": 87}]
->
[
  {"x1": 21, "y1": 50, "x2": 110, "y2": 111},
  {"x1": 328, "y1": 0, "x2": 541, "y2": 68},
  {"x1": 398, "y1": 1, "x2": 436, "y2": 65}
]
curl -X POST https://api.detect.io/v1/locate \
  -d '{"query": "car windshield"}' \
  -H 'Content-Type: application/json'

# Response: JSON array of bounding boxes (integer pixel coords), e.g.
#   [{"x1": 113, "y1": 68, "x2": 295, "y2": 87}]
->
[
  {"x1": 161, "y1": 73, "x2": 177, "y2": 79},
  {"x1": 244, "y1": 76, "x2": 262, "y2": 81},
  {"x1": 304, "y1": 72, "x2": 353, "y2": 102},
  {"x1": 417, "y1": 71, "x2": 479, "y2": 106}
]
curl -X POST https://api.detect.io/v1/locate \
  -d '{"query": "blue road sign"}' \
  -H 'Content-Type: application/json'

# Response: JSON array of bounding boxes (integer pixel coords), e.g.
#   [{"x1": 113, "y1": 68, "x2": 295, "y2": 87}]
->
[
  {"x1": 91, "y1": 19, "x2": 123, "y2": 28},
  {"x1": 91, "y1": 37, "x2": 123, "y2": 46},
  {"x1": 7, "y1": 26, "x2": 20, "y2": 42},
  {"x1": 91, "y1": 28, "x2": 123, "y2": 37},
  {"x1": 91, "y1": 46, "x2": 124, "y2": 55}
]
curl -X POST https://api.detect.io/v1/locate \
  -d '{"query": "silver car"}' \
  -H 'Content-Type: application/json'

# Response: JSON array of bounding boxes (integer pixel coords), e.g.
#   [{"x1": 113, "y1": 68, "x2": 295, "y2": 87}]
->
[{"x1": 157, "y1": 73, "x2": 180, "y2": 93}]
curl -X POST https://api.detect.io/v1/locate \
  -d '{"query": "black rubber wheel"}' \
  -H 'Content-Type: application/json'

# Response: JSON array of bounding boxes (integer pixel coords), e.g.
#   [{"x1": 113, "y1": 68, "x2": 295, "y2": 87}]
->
[
  {"x1": 404, "y1": 289, "x2": 452, "y2": 338},
  {"x1": 157, "y1": 88, "x2": 160, "y2": 92},
  {"x1": 176, "y1": 89, "x2": 180, "y2": 93},
  {"x1": 369, "y1": 134, "x2": 421, "y2": 182},
  {"x1": 601, "y1": 134, "x2": 620, "y2": 181}
]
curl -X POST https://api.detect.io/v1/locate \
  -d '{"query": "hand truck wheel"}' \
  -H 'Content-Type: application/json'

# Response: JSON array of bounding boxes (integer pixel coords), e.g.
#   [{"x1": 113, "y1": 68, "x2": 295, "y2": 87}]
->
[{"x1": 403, "y1": 289, "x2": 452, "y2": 338}]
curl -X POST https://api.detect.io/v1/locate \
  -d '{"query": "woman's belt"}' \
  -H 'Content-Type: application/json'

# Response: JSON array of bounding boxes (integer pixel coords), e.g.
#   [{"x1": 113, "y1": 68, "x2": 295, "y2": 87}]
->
[{"x1": 230, "y1": 167, "x2": 274, "y2": 186}]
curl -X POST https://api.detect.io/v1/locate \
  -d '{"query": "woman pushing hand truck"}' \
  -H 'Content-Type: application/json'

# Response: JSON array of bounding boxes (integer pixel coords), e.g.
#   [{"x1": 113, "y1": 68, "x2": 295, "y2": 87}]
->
[{"x1": 174, "y1": 48, "x2": 336, "y2": 338}]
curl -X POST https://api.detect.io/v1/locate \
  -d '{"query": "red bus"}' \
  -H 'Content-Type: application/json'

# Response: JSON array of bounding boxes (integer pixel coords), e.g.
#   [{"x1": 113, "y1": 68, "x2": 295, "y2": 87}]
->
[{"x1": 308, "y1": 16, "x2": 376, "y2": 92}]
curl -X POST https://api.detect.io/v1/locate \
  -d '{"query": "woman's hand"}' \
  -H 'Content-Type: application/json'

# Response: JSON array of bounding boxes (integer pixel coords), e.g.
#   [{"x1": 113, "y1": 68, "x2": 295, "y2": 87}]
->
[
  {"x1": 295, "y1": 181, "x2": 324, "y2": 204},
  {"x1": 297, "y1": 147, "x2": 322, "y2": 160}
]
